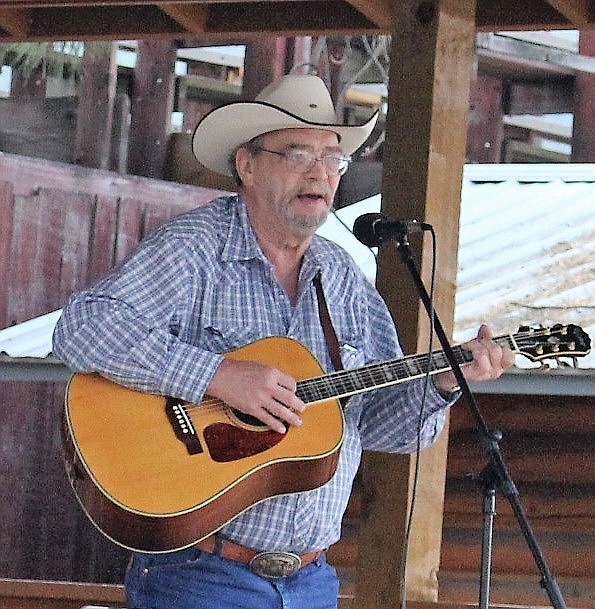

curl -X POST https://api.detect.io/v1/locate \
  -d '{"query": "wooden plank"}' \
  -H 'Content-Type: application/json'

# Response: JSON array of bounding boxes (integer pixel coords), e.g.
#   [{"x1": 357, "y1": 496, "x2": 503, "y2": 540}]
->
[
  {"x1": 7, "y1": 192, "x2": 46, "y2": 322},
  {"x1": 0, "y1": 180, "x2": 14, "y2": 327},
  {"x1": 74, "y1": 42, "x2": 118, "y2": 170},
  {"x1": 0, "y1": 152, "x2": 227, "y2": 204},
  {"x1": 439, "y1": 571, "x2": 595, "y2": 609},
  {"x1": 114, "y1": 197, "x2": 143, "y2": 264},
  {"x1": 0, "y1": 578, "x2": 125, "y2": 609},
  {"x1": 88, "y1": 195, "x2": 119, "y2": 285},
  {"x1": 441, "y1": 525, "x2": 595, "y2": 577},
  {"x1": 572, "y1": 31, "x2": 595, "y2": 162},
  {"x1": 450, "y1": 394, "x2": 595, "y2": 434},
  {"x1": 357, "y1": 1, "x2": 476, "y2": 606},
  {"x1": 447, "y1": 430, "x2": 595, "y2": 485},
  {"x1": 466, "y1": 73, "x2": 504, "y2": 163},
  {"x1": 444, "y1": 479, "x2": 595, "y2": 531},
  {"x1": 0, "y1": 98, "x2": 77, "y2": 162},
  {"x1": 158, "y1": 2, "x2": 208, "y2": 34},
  {"x1": 54, "y1": 189, "x2": 95, "y2": 306},
  {"x1": 0, "y1": 7, "x2": 30, "y2": 36},
  {"x1": 475, "y1": 0, "x2": 570, "y2": 30},
  {"x1": 205, "y1": 1, "x2": 378, "y2": 37},
  {"x1": 544, "y1": 0, "x2": 593, "y2": 27},
  {"x1": 141, "y1": 199, "x2": 196, "y2": 237}
]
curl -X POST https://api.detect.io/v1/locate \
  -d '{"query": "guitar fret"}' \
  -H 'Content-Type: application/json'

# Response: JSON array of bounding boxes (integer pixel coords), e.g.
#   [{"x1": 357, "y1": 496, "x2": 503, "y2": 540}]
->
[{"x1": 296, "y1": 325, "x2": 589, "y2": 405}]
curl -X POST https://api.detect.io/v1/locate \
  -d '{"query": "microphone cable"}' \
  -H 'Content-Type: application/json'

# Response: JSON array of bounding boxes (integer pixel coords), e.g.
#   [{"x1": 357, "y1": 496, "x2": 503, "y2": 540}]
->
[{"x1": 398, "y1": 224, "x2": 438, "y2": 609}]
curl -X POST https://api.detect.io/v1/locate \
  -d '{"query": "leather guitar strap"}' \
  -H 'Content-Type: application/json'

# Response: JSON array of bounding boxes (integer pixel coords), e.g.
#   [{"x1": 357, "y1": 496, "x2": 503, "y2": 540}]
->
[{"x1": 313, "y1": 271, "x2": 344, "y2": 372}]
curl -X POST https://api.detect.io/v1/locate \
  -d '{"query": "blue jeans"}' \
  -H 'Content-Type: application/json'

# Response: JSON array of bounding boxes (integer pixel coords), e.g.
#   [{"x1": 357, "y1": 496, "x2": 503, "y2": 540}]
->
[{"x1": 125, "y1": 547, "x2": 340, "y2": 609}]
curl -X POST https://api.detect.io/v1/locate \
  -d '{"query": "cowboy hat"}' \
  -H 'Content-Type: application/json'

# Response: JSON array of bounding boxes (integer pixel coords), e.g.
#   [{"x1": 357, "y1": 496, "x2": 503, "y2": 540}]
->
[{"x1": 191, "y1": 74, "x2": 379, "y2": 177}]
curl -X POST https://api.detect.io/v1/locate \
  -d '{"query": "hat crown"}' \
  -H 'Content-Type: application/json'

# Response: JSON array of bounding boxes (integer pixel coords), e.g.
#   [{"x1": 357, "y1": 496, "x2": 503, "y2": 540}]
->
[{"x1": 255, "y1": 74, "x2": 339, "y2": 125}]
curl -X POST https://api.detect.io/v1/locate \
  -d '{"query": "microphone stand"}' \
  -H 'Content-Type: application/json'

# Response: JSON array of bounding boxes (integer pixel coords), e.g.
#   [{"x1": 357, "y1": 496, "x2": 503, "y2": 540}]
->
[{"x1": 390, "y1": 227, "x2": 567, "y2": 609}]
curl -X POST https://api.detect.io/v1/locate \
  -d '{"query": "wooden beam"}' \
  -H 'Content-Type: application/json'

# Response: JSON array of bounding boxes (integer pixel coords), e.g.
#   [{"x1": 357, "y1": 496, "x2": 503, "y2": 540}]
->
[
  {"x1": 159, "y1": 2, "x2": 208, "y2": 34},
  {"x1": 356, "y1": 0, "x2": 476, "y2": 606},
  {"x1": 204, "y1": 1, "x2": 379, "y2": 37},
  {"x1": 475, "y1": 0, "x2": 570, "y2": 30},
  {"x1": 543, "y1": 0, "x2": 594, "y2": 27},
  {"x1": 344, "y1": 0, "x2": 393, "y2": 29},
  {"x1": 24, "y1": 6, "x2": 188, "y2": 41},
  {"x1": 0, "y1": 7, "x2": 29, "y2": 36}
]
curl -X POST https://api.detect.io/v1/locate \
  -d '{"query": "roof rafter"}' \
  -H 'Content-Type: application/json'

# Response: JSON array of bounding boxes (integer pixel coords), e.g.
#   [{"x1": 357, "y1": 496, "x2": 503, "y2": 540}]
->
[
  {"x1": 0, "y1": 7, "x2": 30, "y2": 36},
  {"x1": 543, "y1": 0, "x2": 594, "y2": 27},
  {"x1": 158, "y1": 3, "x2": 209, "y2": 35}
]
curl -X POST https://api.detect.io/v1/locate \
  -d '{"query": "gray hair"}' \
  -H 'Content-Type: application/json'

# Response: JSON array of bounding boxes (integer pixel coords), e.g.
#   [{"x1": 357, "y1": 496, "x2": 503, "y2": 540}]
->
[{"x1": 228, "y1": 135, "x2": 265, "y2": 187}]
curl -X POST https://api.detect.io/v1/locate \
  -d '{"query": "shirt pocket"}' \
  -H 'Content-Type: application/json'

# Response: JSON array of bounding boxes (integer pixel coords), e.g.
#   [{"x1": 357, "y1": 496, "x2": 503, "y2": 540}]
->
[
  {"x1": 200, "y1": 323, "x2": 263, "y2": 354},
  {"x1": 196, "y1": 270, "x2": 279, "y2": 353},
  {"x1": 338, "y1": 335, "x2": 367, "y2": 369}
]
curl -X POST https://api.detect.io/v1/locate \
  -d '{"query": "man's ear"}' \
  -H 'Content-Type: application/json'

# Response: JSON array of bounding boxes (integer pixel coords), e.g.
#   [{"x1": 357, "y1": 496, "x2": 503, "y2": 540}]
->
[{"x1": 235, "y1": 147, "x2": 254, "y2": 186}]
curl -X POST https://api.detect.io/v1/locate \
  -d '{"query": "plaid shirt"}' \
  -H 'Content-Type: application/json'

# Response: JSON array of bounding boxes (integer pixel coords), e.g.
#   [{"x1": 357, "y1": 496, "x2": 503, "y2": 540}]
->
[{"x1": 53, "y1": 195, "x2": 452, "y2": 553}]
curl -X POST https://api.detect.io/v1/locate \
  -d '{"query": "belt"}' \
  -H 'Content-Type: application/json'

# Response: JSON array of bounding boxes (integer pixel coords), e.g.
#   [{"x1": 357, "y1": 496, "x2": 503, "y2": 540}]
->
[{"x1": 196, "y1": 535, "x2": 324, "y2": 579}]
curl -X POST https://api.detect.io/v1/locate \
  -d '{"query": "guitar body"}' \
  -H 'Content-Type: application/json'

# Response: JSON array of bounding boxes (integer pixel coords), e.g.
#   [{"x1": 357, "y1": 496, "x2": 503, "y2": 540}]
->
[{"x1": 63, "y1": 336, "x2": 344, "y2": 553}]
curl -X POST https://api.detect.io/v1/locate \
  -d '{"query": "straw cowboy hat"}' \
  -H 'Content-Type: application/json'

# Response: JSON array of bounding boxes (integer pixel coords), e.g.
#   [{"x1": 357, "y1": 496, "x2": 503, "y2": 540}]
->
[{"x1": 192, "y1": 74, "x2": 379, "y2": 177}]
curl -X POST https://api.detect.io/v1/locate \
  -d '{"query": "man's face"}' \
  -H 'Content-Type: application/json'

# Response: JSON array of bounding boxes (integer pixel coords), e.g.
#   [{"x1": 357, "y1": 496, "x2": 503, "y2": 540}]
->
[{"x1": 238, "y1": 128, "x2": 344, "y2": 238}]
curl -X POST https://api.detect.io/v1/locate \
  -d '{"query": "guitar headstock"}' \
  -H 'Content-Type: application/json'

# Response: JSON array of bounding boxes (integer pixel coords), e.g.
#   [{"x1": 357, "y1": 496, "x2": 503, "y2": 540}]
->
[{"x1": 514, "y1": 324, "x2": 591, "y2": 364}]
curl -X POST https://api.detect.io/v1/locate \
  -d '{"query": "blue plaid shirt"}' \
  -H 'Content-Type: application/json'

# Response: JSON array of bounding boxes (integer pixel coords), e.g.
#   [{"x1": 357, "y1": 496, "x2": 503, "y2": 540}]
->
[{"x1": 53, "y1": 195, "x2": 452, "y2": 553}]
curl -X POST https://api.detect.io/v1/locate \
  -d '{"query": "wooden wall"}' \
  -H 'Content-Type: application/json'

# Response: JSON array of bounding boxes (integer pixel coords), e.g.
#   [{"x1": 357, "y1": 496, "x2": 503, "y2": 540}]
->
[
  {"x1": 0, "y1": 154, "x2": 223, "y2": 585},
  {"x1": 440, "y1": 392, "x2": 595, "y2": 608}
]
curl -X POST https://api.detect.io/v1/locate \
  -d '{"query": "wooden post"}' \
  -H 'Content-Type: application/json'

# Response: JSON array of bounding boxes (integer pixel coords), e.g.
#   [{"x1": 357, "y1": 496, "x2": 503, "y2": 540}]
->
[
  {"x1": 127, "y1": 40, "x2": 177, "y2": 179},
  {"x1": 242, "y1": 38, "x2": 288, "y2": 100},
  {"x1": 571, "y1": 30, "x2": 595, "y2": 162},
  {"x1": 74, "y1": 41, "x2": 118, "y2": 170},
  {"x1": 356, "y1": 0, "x2": 476, "y2": 606},
  {"x1": 467, "y1": 73, "x2": 504, "y2": 163}
]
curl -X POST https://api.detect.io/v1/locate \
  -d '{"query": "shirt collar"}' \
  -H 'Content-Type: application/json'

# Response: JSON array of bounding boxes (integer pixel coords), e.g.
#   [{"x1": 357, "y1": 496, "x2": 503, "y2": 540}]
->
[
  {"x1": 220, "y1": 196, "x2": 266, "y2": 263},
  {"x1": 219, "y1": 195, "x2": 335, "y2": 279}
]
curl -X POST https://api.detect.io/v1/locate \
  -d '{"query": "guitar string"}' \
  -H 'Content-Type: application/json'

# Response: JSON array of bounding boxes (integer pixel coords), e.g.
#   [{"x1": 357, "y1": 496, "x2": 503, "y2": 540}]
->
[{"x1": 178, "y1": 328, "x2": 574, "y2": 415}]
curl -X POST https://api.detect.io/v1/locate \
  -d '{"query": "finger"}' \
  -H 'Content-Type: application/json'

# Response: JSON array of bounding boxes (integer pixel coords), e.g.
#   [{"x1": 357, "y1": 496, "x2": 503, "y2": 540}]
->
[
  {"x1": 477, "y1": 323, "x2": 493, "y2": 341},
  {"x1": 256, "y1": 408, "x2": 288, "y2": 434},
  {"x1": 267, "y1": 398, "x2": 303, "y2": 427}
]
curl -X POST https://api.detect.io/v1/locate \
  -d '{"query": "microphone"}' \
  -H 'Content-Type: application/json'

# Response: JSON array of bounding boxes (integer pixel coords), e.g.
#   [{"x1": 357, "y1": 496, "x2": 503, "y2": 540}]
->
[{"x1": 353, "y1": 212, "x2": 432, "y2": 247}]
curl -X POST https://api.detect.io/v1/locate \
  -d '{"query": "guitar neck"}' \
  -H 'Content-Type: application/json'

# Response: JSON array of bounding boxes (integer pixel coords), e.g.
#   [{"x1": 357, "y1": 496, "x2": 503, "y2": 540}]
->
[{"x1": 297, "y1": 334, "x2": 517, "y2": 405}]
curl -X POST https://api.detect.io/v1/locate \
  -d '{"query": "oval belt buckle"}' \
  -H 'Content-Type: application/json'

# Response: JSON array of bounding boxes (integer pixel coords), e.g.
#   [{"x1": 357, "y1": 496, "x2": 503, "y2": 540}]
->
[{"x1": 249, "y1": 551, "x2": 302, "y2": 579}]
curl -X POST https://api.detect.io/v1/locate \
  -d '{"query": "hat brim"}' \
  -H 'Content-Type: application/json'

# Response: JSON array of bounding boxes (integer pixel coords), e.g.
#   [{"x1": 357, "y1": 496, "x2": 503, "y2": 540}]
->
[{"x1": 192, "y1": 101, "x2": 379, "y2": 177}]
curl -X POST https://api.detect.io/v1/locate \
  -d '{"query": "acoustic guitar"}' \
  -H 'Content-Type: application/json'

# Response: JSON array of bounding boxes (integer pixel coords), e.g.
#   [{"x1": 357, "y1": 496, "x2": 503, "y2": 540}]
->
[{"x1": 62, "y1": 324, "x2": 590, "y2": 552}]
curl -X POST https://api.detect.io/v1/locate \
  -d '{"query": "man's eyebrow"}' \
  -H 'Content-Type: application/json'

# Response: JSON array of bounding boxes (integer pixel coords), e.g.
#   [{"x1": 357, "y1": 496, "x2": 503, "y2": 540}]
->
[{"x1": 285, "y1": 143, "x2": 345, "y2": 155}]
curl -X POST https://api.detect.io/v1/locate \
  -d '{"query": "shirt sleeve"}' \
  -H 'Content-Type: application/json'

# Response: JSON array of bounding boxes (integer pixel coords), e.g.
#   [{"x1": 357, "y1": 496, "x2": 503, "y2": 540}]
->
[
  {"x1": 52, "y1": 230, "x2": 223, "y2": 404},
  {"x1": 353, "y1": 276, "x2": 456, "y2": 453}
]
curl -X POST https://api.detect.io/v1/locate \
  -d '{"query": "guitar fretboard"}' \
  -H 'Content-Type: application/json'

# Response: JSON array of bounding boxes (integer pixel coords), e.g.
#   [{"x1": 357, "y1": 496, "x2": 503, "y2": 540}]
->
[{"x1": 296, "y1": 335, "x2": 518, "y2": 405}]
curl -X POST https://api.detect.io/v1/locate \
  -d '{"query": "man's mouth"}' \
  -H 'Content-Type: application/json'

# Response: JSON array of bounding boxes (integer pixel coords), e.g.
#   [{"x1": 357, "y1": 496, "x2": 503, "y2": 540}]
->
[{"x1": 297, "y1": 192, "x2": 327, "y2": 204}]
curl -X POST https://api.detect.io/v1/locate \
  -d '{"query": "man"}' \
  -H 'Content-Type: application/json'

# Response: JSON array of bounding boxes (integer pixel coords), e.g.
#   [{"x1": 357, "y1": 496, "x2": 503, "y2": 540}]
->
[{"x1": 53, "y1": 74, "x2": 514, "y2": 609}]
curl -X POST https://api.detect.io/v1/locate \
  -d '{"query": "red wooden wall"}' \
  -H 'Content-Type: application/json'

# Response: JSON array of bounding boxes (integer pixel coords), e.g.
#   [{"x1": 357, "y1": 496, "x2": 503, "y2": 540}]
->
[{"x1": 0, "y1": 154, "x2": 223, "y2": 584}]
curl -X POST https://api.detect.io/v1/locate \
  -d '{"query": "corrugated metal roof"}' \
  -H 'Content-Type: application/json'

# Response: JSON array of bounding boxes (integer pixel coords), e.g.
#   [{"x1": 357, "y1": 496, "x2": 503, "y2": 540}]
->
[
  {"x1": 320, "y1": 163, "x2": 595, "y2": 369},
  {"x1": 1, "y1": 164, "x2": 594, "y2": 372},
  {"x1": 0, "y1": 309, "x2": 61, "y2": 358}
]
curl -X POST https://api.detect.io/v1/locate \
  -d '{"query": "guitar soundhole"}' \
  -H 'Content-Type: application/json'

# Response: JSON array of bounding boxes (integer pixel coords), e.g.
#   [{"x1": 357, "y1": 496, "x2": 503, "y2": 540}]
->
[
  {"x1": 203, "y1": 423, "x2": 284, "y2": 463},
  {"x1": 232, "y1": 410, "x2": 265, "y2": 428}
]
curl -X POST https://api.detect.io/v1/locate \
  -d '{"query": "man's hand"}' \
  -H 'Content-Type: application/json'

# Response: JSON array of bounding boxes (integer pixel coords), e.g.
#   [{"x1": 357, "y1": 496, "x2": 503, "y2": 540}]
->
[
  {"x1": 434, "y1": 324, "x2": 515, "y2": 393},
  {"x1": 206, "y1": 358, "x2": 306, "y2": 434}
]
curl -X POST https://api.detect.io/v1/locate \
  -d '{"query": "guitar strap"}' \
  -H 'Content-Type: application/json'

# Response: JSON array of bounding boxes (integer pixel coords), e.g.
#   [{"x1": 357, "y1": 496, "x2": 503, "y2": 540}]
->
[{"x1": 313, "y1": 271, "x2": 344, "y2": 372}]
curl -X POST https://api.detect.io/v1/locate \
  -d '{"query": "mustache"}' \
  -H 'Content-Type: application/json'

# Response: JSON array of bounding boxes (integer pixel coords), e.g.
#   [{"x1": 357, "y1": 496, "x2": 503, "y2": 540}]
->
[{"x1": 295, "y1": 186, "x2": 335, "y2": 201}]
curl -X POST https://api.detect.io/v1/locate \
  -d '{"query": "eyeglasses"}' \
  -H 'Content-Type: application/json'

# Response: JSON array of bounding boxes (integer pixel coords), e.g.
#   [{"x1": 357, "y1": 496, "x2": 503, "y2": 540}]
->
[{"x1": 253, "y1": 146, "x2": 351, "y2": 177}]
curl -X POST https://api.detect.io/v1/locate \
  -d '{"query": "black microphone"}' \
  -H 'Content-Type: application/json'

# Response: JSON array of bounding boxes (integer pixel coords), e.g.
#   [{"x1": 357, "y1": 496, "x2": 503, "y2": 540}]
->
[{"x1": 353, "y1": 212, "x2": 432, "y2": 247}]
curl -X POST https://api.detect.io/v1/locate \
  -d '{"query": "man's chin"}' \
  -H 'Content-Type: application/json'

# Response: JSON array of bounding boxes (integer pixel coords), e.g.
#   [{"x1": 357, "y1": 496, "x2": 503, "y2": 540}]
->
[{"x1": 288, "y1": 210, "x2": 330, "y2": 235}]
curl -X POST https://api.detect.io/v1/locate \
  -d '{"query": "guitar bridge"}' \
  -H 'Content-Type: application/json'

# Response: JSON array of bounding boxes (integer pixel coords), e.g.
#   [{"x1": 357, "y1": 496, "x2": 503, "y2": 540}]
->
[{"x1": 165, "y1": 397, "x2": 203, "y2": 455}]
